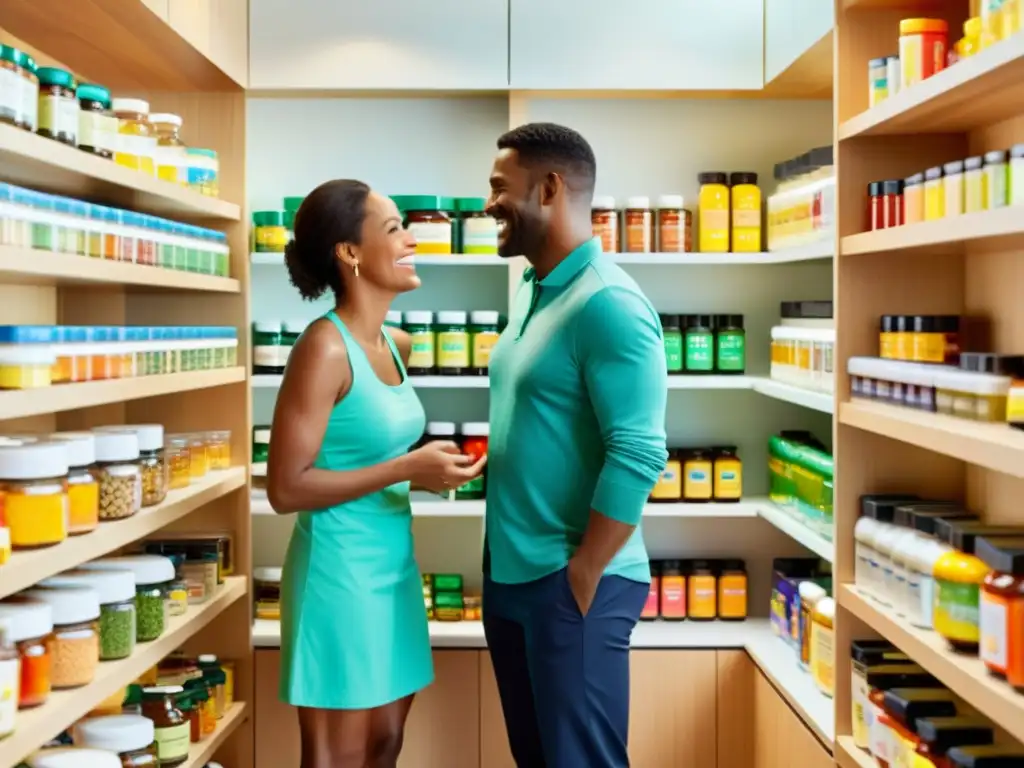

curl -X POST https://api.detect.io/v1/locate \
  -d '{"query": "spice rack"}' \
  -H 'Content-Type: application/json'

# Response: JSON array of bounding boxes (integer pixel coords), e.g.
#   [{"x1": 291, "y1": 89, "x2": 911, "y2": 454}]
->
[
  {"x1": 833, "y1": 1, "x2": 1024, "y2": 766},
  {"x1": 0, "y1": 8, "x2": 253, "y2": 768}
]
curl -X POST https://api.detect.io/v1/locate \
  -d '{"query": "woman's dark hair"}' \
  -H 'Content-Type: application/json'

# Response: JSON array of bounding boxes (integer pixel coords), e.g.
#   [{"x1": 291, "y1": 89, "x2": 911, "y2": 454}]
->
[{"x1": 284, "y1": 179, "x2": 372, "y2": 301}]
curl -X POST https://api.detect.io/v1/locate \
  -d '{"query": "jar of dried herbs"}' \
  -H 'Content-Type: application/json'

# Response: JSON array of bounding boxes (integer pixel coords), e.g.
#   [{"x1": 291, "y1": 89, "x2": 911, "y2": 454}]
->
[
  {"x1": 41, "y1": 567, "x2": 136, "y2": 661},
  {"x1": 81, "y1": 555, "x2": 174, "y2": 642}
]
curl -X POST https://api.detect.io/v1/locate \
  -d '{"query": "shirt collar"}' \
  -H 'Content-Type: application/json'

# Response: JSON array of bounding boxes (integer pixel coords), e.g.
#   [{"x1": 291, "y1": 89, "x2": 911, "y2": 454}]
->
[{"x1": 523, "y1": 237, "x2": 602, "y2": 288}]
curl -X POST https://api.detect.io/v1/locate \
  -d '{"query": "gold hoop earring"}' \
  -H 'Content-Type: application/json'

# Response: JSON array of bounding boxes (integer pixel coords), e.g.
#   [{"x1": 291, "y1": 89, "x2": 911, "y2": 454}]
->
[{"x1": 353, "y1": 263, "x2": 360, "y2": 278}]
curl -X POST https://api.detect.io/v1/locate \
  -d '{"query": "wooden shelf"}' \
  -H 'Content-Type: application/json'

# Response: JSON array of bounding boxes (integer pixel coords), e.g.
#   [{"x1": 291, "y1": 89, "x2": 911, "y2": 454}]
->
[
  {"x1": 0, "y1": 0, "x2": 242, "y2": 92},
  {"x1": 841, "y1": 207, "x2": 1024, "y2": 257},
  {"x1": 762, "y1": 29, "x2": 834, "y2": 100},
  {"x1": 611, "y1": 243, "x2": 833, "y2": 265},
  {"x1": 0, "y1": 368, "x2": 246, "y2": 420},
  {"x1": 251, "y1": 252, "x2": 506, "y2": 266},
  {"x1": 839, "y1": 400, "x2": 1024, "y2": 479},
  {"x1": 841, "y1": 584, "x2": 1024, "y2": 745},
  {"x1": 0, "y1": 577, "x2": 248, "y2": 766},
  {"x1": 1, "y1": 467, "x2": 246, "y2": 598},
  {"x1": 839, "y1": 34, "x2": 1024, "y2": 138},
  {"x1": 0, "y1": 123, "x2": 241, "y2": 221},
  {"x1": 836, "y1": 735, "x2": 874, "y2": 768},
  {"x1": 751, "y1": 379, "x2": 834, "y2": 414},
  {"x1": 757, "y1": 502, "x2": 835, "y2": 561},
  {"x1": 182, "y1": 701, "x2": 249, "y2": 768},
  {"x1": 0, "y1": 246, "x2": 241, "y2": 292}
]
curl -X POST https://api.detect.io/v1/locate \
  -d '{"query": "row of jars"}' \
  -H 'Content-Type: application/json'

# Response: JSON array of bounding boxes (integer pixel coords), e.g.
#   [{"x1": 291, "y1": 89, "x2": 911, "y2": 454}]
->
[
  {"x1": 0, "y1": 45, "x2": 219, "y2": 196},
  {"x1": 0, "y1": 426, "x2": 233, "y2": 562},
  {"x1": 0, "y1": 182, "x2": 231, "y2": 275}
]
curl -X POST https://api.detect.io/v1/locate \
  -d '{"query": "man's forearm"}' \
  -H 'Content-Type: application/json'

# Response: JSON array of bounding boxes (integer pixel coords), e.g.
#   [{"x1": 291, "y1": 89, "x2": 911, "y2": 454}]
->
[{"x1": 573, "y1": 509, "x2": 636, "y2": 575}]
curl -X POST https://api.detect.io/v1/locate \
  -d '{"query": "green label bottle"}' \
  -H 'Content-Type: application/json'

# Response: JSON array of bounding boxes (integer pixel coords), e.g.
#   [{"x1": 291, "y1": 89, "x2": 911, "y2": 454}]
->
[
  {"x1": 714, "y1": 315, "x2": 745, "y2": 373},
  {"x1": 685, "y1": 314, "x2": 714, "y2": 372},
  {"x1": 660, "y1": 314, "x2": 684, "y2": 373}
]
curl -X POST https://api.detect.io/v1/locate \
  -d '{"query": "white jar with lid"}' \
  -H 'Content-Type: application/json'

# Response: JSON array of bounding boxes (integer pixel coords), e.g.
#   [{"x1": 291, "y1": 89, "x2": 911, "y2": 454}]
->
[
  {"x1": 0, "y1": 599, "x2": 54, "y2": 708},
  {"x1": 22, "y1": 584, "x2": 101, "y2": 689},
  {"x1": 890, "y1": 525, "x2": 927, "y2": 618},
  {"x1": 81, "y1": 554, "x2": 175, "y2": 642},
  {"x1": 73, "y1": 713, "x2": 158, "y2": 764},
  {"x1": 27, "y1": 747, "x2": 122, "y2": 768},
  {"x1": 0, "y1": 440, "x2": 70, "y2": 550},
  {"x1": 92, "y1": 429, "x2": 142, "y2": 520},
  {"x1": 854, "y1": 515, "x2": 880, "y2": 593},
  {"x1": 42, "y1": 567, "x2": 137, "y2": 661},
  {"x1": 907, "y1": 536, "x2": 952, "y2": 630}
]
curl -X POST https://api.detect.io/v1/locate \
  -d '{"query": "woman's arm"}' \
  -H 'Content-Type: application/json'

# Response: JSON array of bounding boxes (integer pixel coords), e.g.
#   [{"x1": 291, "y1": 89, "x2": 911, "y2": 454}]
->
[
  {"x1": 385, "y1": 325, "x2": 412, "y2": 368},
  {"x1": 266, "y1": 319, "x2": 412, "y2": 514}
]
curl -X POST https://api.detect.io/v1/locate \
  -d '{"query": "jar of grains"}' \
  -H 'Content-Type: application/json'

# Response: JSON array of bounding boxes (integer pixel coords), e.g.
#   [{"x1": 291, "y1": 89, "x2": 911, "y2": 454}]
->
[
  {"x1": 0, "y1": 441, "x2": 70, "y2": 550},
  {"x1": 0, "y1": 600, "x2": 54, "y2": 708},
  {"x1": 92, "y1": 429, "x2": 142, "y2": 520},
  {"x1": 41, "y1": 567, "x2": 137, "y2": 661},
  {"x1": 131, "y1": 424, "x2": 166, "y2": 507},
  {"x1": 81, "y1": 555, "x2": 175, "y2": 642},
  {"x1": 22, "y1": 585, "x2": 100, "y2": 689},
  {"x1": 50, "y1": 431, "x2": 99, "y2": 535}
]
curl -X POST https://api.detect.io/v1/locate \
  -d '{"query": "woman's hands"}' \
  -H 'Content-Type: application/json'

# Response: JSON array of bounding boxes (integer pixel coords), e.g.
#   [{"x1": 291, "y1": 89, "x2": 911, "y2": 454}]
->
[{"x1": 404, "y1": 440, "x2": 487, "y2": 493}]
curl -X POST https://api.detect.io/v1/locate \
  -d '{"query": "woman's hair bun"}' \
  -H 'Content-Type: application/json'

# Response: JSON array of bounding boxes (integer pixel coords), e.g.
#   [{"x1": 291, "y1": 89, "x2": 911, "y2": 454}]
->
[{"x1": 283, "y1": 179, "x2": 372, "y2": 302}]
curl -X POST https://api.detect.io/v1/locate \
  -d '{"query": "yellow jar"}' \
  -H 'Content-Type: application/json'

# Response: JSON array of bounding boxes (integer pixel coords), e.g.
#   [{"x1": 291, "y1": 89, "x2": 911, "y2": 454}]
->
[
  {"x1": 713, "y1": 448, "x2": 742, "y2": 501},
  {"x1": 650, "y1": 452, "x2": 682, "y2": 501},
  {"x1": 962, "y1": 16, "x2": 983, "y2": 56},
  {"x1": 729, "y1": 172, "x2": 761, "y2": 252},
  {"x1": 186, "y1": 433, "x2": 209, "y2": 478},
  {"x1": 964, "y1": 156, "x2": 985, "y2": 212},
  {"x1": 933, "y1": 549, "x2": 990, "y2": 652},
  {"x1": 111, "y1": 98, "x2": 156, "y2": 176},
  {"x1": 151, "y1": 112, "x2": 187, "y2": 185},
  {"x1": 204, "y1": 430, "x2": 231, "y2": 471},
  {"x1": 698, "y1": 172, "x2": 730, "y2": 253},
  {"x1": 683, "y1": 449, "x2": 713, "y2": 502},
  {"x1": 0, "y1": 441, "x2": 70, "y2": 550},
  {"x1": 810, "y1": 596, "x2": 835, "y2": 698},
  {"x1": 923, "y1": 166, "x2": 944, "y2": 221},
  {"x1": 165, "y1": 437, "x2": 191, "y2": 490}
]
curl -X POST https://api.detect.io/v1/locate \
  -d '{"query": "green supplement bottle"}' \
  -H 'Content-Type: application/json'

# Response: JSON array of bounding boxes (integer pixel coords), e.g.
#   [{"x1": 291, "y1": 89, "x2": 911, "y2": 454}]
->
[
  {"x1": 661, "y1": 314, "x2": 684, "y2": 373},
  {"x1": 403, "y1": 311, "x2": 435, "y2": 375},
  {"x1": 470, "y1": 310, "x2": 500, "y2": 375},
  {"x1": 715, "y1": 314, "x2": 746, "y2": 374},
  {"x1": 436, "y1": 310, "x2": 470, "y2": 375},
  {"x1": 685, "y1": 314, "x2": 715, "y2": 373}
]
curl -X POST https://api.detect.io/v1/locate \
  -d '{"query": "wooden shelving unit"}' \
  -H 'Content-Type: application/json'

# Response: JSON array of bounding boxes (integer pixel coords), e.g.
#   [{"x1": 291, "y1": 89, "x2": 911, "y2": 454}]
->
[
  {"x1": 0, "y1": 4, "x2": 253, "y2": 765},
  {"x1": 832, "y1": 0, "x2": 1024, "y2": 760}
]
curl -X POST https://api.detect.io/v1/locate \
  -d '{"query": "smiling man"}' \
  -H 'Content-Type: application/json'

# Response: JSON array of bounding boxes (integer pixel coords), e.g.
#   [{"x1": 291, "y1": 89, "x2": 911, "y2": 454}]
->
[{"x1": 482, "y1": 123, "x2": 668, "y2": 767}]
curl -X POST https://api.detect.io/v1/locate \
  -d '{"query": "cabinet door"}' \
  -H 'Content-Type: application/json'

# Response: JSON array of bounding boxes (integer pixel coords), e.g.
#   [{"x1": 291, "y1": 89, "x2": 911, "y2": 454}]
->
[
  {"x1": 764, "y1": 0, "x2": 834, "y2": 82},
  {"x1": 628, "y1": 651, "x2": 717, "y2": 768},
  {"x1": 249, "y1": 0, "x2": 509, "y2": 90},
  {"x1": 717, "y1": 651, "x2": 756, "y2": 768},
  {"x1": 399, "y1": 651, "x2": 481, "y2": 768},
  {"x1": 753, "y1": 667, "x2": 833, "y2": 768},
  {"x1": 479, "y1": 652, "x2": 517, "y2": 768},
  {"x1": 508, "y1": 0, "x2": 763, "y2": 90},
  {"x1": 254, "y1": 650, "x2": 300, "y2": 768}
]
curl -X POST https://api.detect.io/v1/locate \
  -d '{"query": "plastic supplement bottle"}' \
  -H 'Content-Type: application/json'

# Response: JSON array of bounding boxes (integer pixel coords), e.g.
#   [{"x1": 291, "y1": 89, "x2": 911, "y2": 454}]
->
[
  {"x1": 729, "y1": 172, "x2": 761, "y2": 252},
  {"x1": 698, "y1": 172, "x2": 730, "y2": 252}
]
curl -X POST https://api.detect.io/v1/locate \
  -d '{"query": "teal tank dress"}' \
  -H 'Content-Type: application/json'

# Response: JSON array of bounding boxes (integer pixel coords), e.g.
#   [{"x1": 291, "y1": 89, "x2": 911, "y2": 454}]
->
[{"x1": 279, "y1": 311, "x2": 433, "y2": 710}]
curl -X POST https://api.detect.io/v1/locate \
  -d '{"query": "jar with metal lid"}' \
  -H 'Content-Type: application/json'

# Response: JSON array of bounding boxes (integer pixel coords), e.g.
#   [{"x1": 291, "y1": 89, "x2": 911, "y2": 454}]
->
[
  {"x1": 0, "y1": 441, "x2": 70, "y2": 549},
  {"x1": 591, "y1": 195, "x2": 619, "y2": 252},
  {"x1": 128, "y1": 424, "x2": 166, "y2": 507},
  {"x1": 624, "y1": 196, "x2": 653, "y2": 253},
  {"x1": 77, "y1": 83, "x2": 115, "y2": 159},
  {"x1": 391, "y1": 195, "x2": 452, "y2": 255},
  {"x1": 22, "y1": 584, "x2": 100, "y2": 689},
  {"x1": 25, "y1": 747, "x2": 124, "y2": 768},
  {"x1": 404, "y1": 311, "x2": 435, "y2": 375},
  {"x1": 0, "y1": 600, "x2": 54, "y2": 708},
  {"x1": 0, "y1": 622, "x2": 17, "y2": 737},
  {"x1": 50, "y1": 431, "x2": 100, "y2": 535},
  {"x1": 72, "y1": 713, "x2": 159, "y2": 766},
  {"x1": 36, "y1": 67, "x2": 78, "y2": 146},
  {"x1": 93, "y1": 430, "x2": 142, "y2": 520},
  {"x1": 42, "y1": 567, "x2": 136, "y2": 661},
  {"x1": 81, "y1": 554, "x2": 175, "y2": 642},
  {"x1": 140, "y1": 686, "x2": 190, "y2": 765},
  {"x1": 435, "y1": 311, "x2": 470, "y2": 375},
  {"x1": 150, "y1": 113, "x2": 186, "y2": 185},
  {"x1": 111, "y1": 98, "x2": 156, "y2": 175},
  {"x1": 254, "y1": 566, "x2": 282, "y2": 620}
]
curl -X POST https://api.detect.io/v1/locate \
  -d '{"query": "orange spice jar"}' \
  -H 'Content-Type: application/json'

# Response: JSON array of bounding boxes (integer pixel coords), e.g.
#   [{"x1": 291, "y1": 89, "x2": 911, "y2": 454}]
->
[
  {"x1": 657, "y1": 195, "x2": 691, "y2": 253},
  {"x1": 591, "y1": 196, "x2": 619, "y2": 253},
  {"x1": 624, "y1": 196, "x2": 653, "y2": 253},
  {"x1": 688, "y1": 560, "x2": 717, "y2": 620},
  {"x1": 659, "y1": 560, "x2": 686, "y2": 620},
  {"x1": 718, "y1": 559, "x2": 748, "y2": 620}
]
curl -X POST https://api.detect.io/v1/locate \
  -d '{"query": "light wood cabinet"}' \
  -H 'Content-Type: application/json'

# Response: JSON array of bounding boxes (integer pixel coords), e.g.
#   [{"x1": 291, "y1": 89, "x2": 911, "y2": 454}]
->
[
  {"x1": 166, "y1": 0, "x2": 248, "y2": 86},
  {"x1": 254, "y1": 650, "x2": 300, "y2": 768},
  {"x1": 764, "y1": 0, "x2": 834, "y2": 83},
  {"x1": 480, "y1": 652, "x2": 517, "y2": 768},
  {"x1": 717, "y1": 651, "x2": 756, "y2": 768},
  {"x1": 752, "y1": 666, "x2": 833, "y2": 768},
  {"x1": 508, "y1": 0, "x2": 764, "y2": 90}
]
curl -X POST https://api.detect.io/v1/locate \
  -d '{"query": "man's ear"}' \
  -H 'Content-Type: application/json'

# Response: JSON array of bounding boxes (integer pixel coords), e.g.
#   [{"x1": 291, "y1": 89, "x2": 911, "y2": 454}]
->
[{"x1": 540, "y1": 171, "x2": 565, "y2": 206}]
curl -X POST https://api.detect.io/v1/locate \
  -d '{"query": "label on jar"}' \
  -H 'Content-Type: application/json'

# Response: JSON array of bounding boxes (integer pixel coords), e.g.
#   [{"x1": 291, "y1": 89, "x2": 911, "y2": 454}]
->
[
  {"x1": 592, "y1": 214, "x2": 618, "y2": 253},
  {"x1": 408, "y1": 222, "x2": 451, "y2": 255},
  {"x1": 155, "y1": 145, "x2": 187, "y2": 184},
  {"x1": 79, "y1": 110, "x2": 103, "y2": 150},
  {"x1": 407, "y1": 331, "x2": 435, "y2": 369},
  {"x1": 154, "y1": 722, "x2": 190, "y2": 761},
  {"x1": 699, "y1": 209, "x2": 729, "y2": 251},
  {"x1": 714, "y1": 466, "x2": 741, "y2": 499},
  {"x1": 116, "y1": 132, "x2": 156, "y2": 160},
  {"x1": 462, "y1": 218, "x2": 498, "y2": 254},
  {"x1": 436, "y1": 331, "x2": 469, "y2": 369},
  {"x1": 0, "y1": 655, "x2": 17, "y2": 737},
  {"x1": 685, "y1": 333, "x2": 713, "y2": 371},
  {"x1": 39, "y1": 94, "x2": 77, "y2": 139},
  {"x1": 650, "y1": 462, "x2": 681, "y2": 499},
  {"x1": 811, "y1": 624, "x2": 834, "y2": 693},
  {"x1": 979, "y1": 587, "x2": 1009, "y2": 672},
  {"x1": 664, "y1": 333, "x2": 683, "y2": 372},
  {"x1": 684, "y1": 466, "x2": 712, "y2": 499},
  {"x1": 21, "y1": 76, "x2": 37, "y2": 132},
  {"x1": 254, "y1": 344, "x2": 290, "y2": 368},
  {"x1": 658, "y1": 211, "x2": 687, "y2": 253},
  {"x1": 0, "y1": 68, "x2": 20, "y2": 123},
  {"x1": 935, "y1": 580, "x2": 980, "y2": 642},
  {"x1": 625, "y1": 210, "x2": 652, "y2": 253},
  {"x1": 716, "y1": 334, "x2": 745, "y2": 371},
  {"x1": 471, "y1": 330, "x2": 499, "y2": 369}
]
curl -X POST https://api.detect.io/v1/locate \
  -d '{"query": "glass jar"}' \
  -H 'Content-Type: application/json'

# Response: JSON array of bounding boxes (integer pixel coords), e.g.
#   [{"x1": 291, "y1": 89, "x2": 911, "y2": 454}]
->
[
  {"x1": 51, "y1": 432, "x2": 99, "y2": 535},
  {"x1": 0, "y1": 441, "x2": 70, "y2": 549},
  {"x1": 185, "y1": 148, "x2": 218, "y2": 197},
  {"x1": 186, "y1": 434, "x2": 208, "y2": 479},
  {"x1": 0, "y1": 46, "x2": 24, "y2": 128},
  {"x1": 392, "y1": 195, "x2": 452, "y2": 255},
  {"x1": 661, "y1": 314, "x2": 684, "y2": 373},
  {"x1": 205, "y1": 430, "x2": 231, "y2": 471},
  {"x1": 72, "y1": 713, "x2": 159, "y2": 767},
  {"x1": 198, "y1": 656, "x2": 227, "y2": 719},
  {"x1": 698, "y1": 172, "x2": 730, "y2": 252},
  {"x1": 0, "y1": 623, "x2": 17, "y2": 738},
  {"x1": 713, "y1": 446, "x2": 743, "y2": 502},
  {"x1": 253, "y1": 321, "x2": 286, "y2": 375},
  {"x1": 177, "y1": 689, "x2": 200, "y2": 743},
  {"x1": 403, "y1": 311, "x2": 435, "y2": 375},
  {"x1": 810, "y1": 596, "x2": 835, "y2": 697},
  {"x1": 185, "y1": 679, "x2": 216, "y2": 736},
  {"x1": 730, "y1": 172, "x2": 761, "y2": 252},
  {"x1": 42, "y1": 567, "x2": 137, "y2": 661},
  {"x1": 624, "y1": 196, "x2": 653, "y2": 253},
  {"x1": 165, "y1": 437, "x2": 191, "y2": 490},
  {"x1": 649, "y1": 450, "x2": 682, "y2": 502},
  {"x1": 36, "y1": 67, "x2": 78, "y2": 146},
  {"x1": 111, "y1": 98, "x2": 156, "y2": 175},
  {"x1": 181, "y1": 553, "x2": 218, "y2": 605},
  {"x1": 23, "y1": 585, "x2": 100, "y2": 689},
  {"x1": 984, "y1": 149, "x2": 1008, "y2": 209},
  {"x1": 683, "y1": 449, "x2": 714, "y2": 502},
  {"x1": 469, "y1": 311, "x2": 499, "y2": 376},
  {"x1": 717, "y1": 559, "x2": 748, "y2": 620},
  {"x1": 456, "y1": 197, "x2": 498, "y2": 254},
  {"x1": 140, "y1": 686, "x2": 190, "y2": 766},
  {"x1": 964, "y1": 155, "x2": 985, "y2": 212},
  {"x1": 657, "y1": 194, "x2": 691, "y2": 253},
  {"x1": 0, "y1": 601, "x2": 54, "y2": 709},
  {"x1": 591, "y1": 195, "x2": 619, "y2": 252},
  {"x1": 150, "y1": 113, "x2": 186, "y2": 185},
  {"x1": 18, "y1": 52, "x2": 38, "y2": 133},
  {"x1": 77, "y1": 83, "x2": 115, "y2": 159},
  {"x1": 685, "y1": 314, "x2": 715, "y2": 373},
  {"x1": 128, "y1": 424, "x2": 166, "y2": 507},
  {"x1": 81, "y1": 554, "x2": 175, "y2": 642},
  {"x1": 254, "y1": 566, "x2": 282, "y2": 621},
  {"x1": 93, "y1": 430, "x2": 142, "y2": 520},
  {"x1": 165, "y1": 554, "x2": 189, "y2": 617},
  {"x1": 435, "y1": 311, "x2": 470, "y2": 375}
]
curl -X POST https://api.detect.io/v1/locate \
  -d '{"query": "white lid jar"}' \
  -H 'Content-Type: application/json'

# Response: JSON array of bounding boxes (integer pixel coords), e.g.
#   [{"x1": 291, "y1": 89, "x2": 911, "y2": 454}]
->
[
  {"x1": 42, "y1": 568, "x2": 136, "y2": 662},
  {"x1": 0, "y1": 441, "x2": 70, "y2": 549},
  {"x1": 73, "y1": 714, "x2": 157, "y2": 758},
  {"x1": 27, "y1": 747, "x2": 123, "y2": 768},
  {"x1": 92, "y1": 430, "x2": 142, "y2": 521},
  {"x1": 22, "y1": 585, "x2": 100, "y2": 689},
  {"x1": 80, "y1": 555, "x2": 174, "y2": 641},
  {"x1": 0, "y1": 599, "x2": 54, "y2": 708},
  {"x1": 853, "y1": 516, "x2": 879, "y2": 592}
]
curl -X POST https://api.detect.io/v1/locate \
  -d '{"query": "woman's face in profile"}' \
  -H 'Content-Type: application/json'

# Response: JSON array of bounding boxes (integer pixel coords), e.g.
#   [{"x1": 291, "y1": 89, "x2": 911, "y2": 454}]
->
[{"x1": 353, "y1": 192, "x2": 420, "y2": 294}]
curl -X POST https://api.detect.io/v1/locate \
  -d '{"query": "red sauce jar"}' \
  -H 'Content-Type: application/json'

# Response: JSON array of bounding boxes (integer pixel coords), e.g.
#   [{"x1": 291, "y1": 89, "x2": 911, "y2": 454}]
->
[
  {"x1": 882, "y1": 179, "x2": 904, "y2": 228},
  {"x1": 456, "y1": 423, "x2": 488, "y2": 501}
]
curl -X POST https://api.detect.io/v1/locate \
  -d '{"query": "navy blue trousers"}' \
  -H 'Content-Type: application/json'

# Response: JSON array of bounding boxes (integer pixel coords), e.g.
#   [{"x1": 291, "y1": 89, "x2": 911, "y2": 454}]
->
[{"x1": 483, "y1": 560, "x2": 647, "y2": 768}]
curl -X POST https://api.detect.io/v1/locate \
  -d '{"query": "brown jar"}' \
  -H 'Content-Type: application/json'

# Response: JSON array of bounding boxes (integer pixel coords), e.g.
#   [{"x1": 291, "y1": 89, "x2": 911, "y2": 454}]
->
[
  {"x1": 591, "y1": 196, "x2": 619, "y2": 252},
  {"x1": 624, "y1": 196, "x2": 654, "y2": 253},
  {"x1": 657, "y1": 194, "x2": 692, "y2": 252},
  {"x1": 36, "y1": 66, "x2": 78, "y2": 145},
  {"x1": 140, "y1": 685, "x2": 190, "y2": 766}
]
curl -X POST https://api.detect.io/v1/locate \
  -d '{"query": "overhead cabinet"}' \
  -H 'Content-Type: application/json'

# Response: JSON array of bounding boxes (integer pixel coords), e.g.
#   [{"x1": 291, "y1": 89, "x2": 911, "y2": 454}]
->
[
  {"x1": 508, "y1": 0, "x2": 764, "y2": 90},
  {"x1": 248, "y1": 0, "x2": 510, "y2": 90},
  {"x1": 763, "y1": 0, "x2": 833, "y2": 83}
]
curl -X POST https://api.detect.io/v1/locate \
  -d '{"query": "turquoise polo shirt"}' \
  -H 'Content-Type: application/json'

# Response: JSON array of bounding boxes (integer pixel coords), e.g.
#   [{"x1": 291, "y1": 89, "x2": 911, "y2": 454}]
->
[{"x1": 485, "y1": 237, "x2": 668, "y2": 585}]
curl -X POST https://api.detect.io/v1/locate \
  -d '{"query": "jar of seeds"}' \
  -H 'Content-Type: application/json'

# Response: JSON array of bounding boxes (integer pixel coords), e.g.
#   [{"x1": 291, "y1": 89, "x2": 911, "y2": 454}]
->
[
  {"x1": 81, "y1": 555, "x2": 175, "y2": 642},
  {"x1": 42, "y1": 567, "x2": 137, "y2": 661},
  {"x1": 93, "y1": 429, "x2": 142, "y2": 520}
]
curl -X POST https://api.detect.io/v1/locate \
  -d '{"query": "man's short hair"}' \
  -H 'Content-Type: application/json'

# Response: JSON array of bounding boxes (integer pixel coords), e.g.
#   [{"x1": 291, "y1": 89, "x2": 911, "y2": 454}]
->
[{"x1": 496, "y1": 122, "x2": 597, "y2": 198}]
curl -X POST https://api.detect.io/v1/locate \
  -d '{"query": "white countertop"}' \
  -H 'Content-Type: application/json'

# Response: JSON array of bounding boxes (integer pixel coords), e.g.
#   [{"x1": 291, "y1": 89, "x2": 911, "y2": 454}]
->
[{"x1": 252, "y1": 617, "x2": 833, "y2": 748}]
